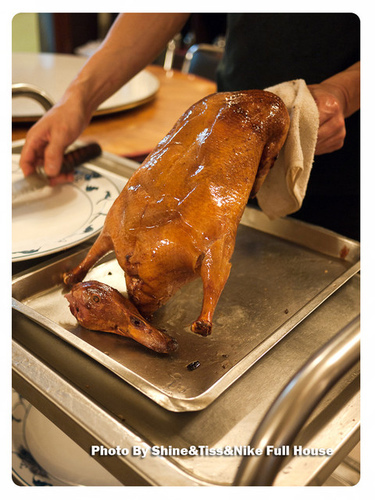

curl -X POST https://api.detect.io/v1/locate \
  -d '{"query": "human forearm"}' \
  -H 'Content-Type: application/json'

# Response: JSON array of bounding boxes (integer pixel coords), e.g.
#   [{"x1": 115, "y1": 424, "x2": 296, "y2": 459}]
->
[
  {"x1": 20, "y1": 12, "x2": 190, "y2": 178},
  {"x1": 64, "y1": 13, "x2": 190, "y2": 119}
]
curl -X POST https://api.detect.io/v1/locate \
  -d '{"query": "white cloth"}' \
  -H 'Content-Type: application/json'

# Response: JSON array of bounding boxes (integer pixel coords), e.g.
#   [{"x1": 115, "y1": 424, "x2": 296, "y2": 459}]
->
[{"x1": 256, "y1": 79, "x2": 319, "y2": 219}]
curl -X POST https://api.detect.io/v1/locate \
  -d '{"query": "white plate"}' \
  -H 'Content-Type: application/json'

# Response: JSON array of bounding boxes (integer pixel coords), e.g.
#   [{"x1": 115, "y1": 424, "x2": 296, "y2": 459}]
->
[
  {"x1": 12, "y1": 52, "x2": 160, "y2": 120},
  {"x1": 12, "y1": 390, "x2": 122, "y2": 486},
  {"x1": 12, "y1": 154, "x2": 119, "y2": 262}
]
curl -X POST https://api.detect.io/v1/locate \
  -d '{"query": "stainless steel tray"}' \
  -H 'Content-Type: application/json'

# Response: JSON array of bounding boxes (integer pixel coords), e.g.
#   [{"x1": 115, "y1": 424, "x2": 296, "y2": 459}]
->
[{"x1": 12, "y1": 203, "x2": 360, "y2": 412}]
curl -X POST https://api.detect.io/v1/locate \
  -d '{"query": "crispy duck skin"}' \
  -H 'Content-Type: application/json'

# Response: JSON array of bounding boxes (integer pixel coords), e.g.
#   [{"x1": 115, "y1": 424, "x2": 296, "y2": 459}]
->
[{"x1": 64, "y1": 90, "x2": 289, "y2": 344}]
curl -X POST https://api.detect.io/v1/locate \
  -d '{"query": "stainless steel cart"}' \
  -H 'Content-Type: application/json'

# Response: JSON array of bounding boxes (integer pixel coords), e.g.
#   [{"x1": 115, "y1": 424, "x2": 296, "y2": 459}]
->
[{"x1": 12, "y1": 144, "x2": 360, "y2": 486}]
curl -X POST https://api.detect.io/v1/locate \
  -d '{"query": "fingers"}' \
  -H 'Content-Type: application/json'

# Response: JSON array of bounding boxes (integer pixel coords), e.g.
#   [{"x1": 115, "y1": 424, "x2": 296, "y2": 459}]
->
[
  {"x1": 18, "y1": 100, "x2": 85, "y2": 179},
  {"x1": 43, "y1": 134, "x2": 68, "y2": 177},
  {"x1": 315, "y1": 114, "x2": 346, "y2": 155},
  {"x1": 19, "y1": 135, "x2": 48, "y2": 177},
  {"x1": 308, "y1": 83, "x2": 347, "y2": 156},
  {"x1": 20, "y1": 132, "x2": 74, "y2": 185},
  {"x1": 48, "y1": 172, "x2": 75, "y2": 186},
  {"x1": 20, "y1": 133, "x2": 67, "y2": 178}
]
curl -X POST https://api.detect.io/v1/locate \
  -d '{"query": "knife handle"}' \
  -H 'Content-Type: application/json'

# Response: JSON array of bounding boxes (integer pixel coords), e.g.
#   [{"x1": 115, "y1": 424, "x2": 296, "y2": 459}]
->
[
  {"x1": 61, "y1": 142, "x2": 102, "y2": 172},
  {"x1": 36, "y1": 142, "x2": 102, "y2": 178}
]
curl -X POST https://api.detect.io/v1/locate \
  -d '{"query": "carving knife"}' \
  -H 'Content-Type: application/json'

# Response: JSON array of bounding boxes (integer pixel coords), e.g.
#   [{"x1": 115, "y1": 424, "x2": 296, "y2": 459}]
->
[{"x1": 12, "y1": 142, "x2": 102, "y2": 201}]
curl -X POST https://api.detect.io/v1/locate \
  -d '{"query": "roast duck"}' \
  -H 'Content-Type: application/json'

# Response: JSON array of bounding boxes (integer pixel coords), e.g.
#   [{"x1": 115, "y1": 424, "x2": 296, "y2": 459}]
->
[{"x1": 64, "y1": 90, "x2": 290, "y2": 353}]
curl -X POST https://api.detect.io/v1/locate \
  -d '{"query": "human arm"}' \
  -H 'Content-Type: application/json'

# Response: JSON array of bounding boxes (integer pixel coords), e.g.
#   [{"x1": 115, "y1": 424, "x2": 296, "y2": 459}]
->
[
  {"x1": 307, "y1": 62, "x2": 360, "y2": 155},
  {"x1": 19, "y1": 13, "x2": 190, "y2": 180}
]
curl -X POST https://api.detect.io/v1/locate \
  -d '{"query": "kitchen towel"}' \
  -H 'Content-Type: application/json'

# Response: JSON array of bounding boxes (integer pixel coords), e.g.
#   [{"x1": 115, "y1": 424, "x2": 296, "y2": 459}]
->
[{"x1": 256, "y1": 79, "x2": 319, "y2": 219}]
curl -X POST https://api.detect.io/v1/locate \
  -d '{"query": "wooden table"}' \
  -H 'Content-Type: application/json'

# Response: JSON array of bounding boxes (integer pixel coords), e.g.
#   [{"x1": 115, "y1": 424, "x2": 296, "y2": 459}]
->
[{"x1": 12, "y1": 65, "x2": 217, "y2": 160}]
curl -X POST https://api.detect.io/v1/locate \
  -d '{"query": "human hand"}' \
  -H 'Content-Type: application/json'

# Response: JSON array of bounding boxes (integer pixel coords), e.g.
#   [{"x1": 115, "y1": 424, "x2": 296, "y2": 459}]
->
[
  {"x1": 308, "y1": 82, "x2": 348, "y2": 155},
  {"x1": 19, "y1": 100, "x2": 88, "y2": 185}
]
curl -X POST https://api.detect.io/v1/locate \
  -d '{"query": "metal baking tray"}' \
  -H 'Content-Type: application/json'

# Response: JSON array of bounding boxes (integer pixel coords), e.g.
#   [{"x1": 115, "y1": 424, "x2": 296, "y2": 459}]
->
[{"x1": 12, "y1": 200, "x2": 360, "y2": 412}]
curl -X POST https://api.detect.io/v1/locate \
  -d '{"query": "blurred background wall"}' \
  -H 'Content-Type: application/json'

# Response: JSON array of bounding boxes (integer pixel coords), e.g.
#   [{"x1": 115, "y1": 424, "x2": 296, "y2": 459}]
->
[
  {"x1": 12, "y1": 13, "x2": 116, "y2": 54},
  {"x1": 12, "y1": 13, "x2": 40, "y2": 52},
  {"x1": 11, "y1": 13, "x2": 227, "y2": 68}
]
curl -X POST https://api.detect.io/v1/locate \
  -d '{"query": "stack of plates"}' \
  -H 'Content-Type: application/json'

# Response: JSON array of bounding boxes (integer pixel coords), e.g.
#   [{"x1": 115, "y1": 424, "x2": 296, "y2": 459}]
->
[{"x1": 12, "y1": 390, "x2": 122, "y2": 486}]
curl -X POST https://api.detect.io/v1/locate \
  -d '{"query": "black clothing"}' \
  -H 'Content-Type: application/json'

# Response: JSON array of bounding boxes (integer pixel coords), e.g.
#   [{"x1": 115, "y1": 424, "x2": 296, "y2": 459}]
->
[
  {"x1": 217, "y1": 13, "x2": 360, "y2": 240},
  {"x1": 217, "y1": 13, "x2": 359, "y2": 91}
]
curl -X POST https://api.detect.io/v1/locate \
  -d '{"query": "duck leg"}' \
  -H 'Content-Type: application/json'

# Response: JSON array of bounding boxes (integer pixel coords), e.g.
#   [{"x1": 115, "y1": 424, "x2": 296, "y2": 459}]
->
[
  {"x1": 64, "y1": 231, "x2": 113, "y2": 286},
  {"x1": 191, "y1": 236, "x2": 233, "y2": 336}
]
